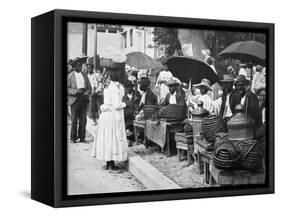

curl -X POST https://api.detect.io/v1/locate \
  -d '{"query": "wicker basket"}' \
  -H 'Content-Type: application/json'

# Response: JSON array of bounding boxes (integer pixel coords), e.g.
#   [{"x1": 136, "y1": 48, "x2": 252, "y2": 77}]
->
[
  {"x1": 158, "y1": 104, "x2": 186, "y2": 121},
  {"x1": 100, "y1": 58, "x2": 125, "y2": 69},
  {"x1": 202, "y1": 115, "x2": 227, "y2": 142},
  {"x1": 212, "y1": 140, "x2": 240, "y2": 170},
  {"x1": 143, "y1": 105, "x2": 159, "y2": 120},
  {"x1": 237, "y1": 140, "x2": 264, "y2": 170}
]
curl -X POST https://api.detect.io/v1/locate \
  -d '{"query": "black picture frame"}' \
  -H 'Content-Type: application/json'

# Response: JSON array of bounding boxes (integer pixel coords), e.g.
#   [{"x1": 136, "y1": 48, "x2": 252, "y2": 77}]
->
[{"x1": 31, "y1": 9, "x2": 274, "y2": 207}]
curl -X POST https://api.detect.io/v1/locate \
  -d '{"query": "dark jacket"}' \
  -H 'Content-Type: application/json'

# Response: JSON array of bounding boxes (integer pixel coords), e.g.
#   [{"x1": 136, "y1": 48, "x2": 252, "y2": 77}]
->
[
  {"x1": 160, "y1": 88, "x2": 186, "y2": 107},
  {"x1": 230, "y1": 90, "x2": 261, "y2": 128},
  {"x1": 122, "y1": 91, "x2": 141, "y2": 120},
  {"x1": 139, "y1": 88, "x2": 158, "y2": 112}
]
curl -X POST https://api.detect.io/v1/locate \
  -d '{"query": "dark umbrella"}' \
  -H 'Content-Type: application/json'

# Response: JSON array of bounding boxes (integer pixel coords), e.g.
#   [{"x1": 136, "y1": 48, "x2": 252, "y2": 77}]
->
[
  {"x1": 166, "y1": 56, "x2": 218, "y2": 85},
  {"x1": 127, "y1": 52, "x2": 162, "y2": 69},
  {"x1": 218, "y1": 40, "x2": 266, "y2": 65}
]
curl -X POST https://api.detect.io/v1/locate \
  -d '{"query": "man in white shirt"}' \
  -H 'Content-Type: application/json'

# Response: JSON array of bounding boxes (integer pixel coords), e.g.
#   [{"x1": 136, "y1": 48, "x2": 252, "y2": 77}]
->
[
  {"x1": 213, "y1": 74, "x2": 235, "y2": 120},
  {"x1": 67, "y1": 58, "x2": 92, "y2": 143},
  {"x1": 229, "y1": 74, "x2": 261, "y2": 128},
  {"x1": 192, "y1": 79, "x2": 213, "y2": 113},
  {"x1": 156, "y1": 69, "x2": 173, "y2": 103},
  {"x1": 160, "y1": 78, "x2": 186, "y2": 106}
]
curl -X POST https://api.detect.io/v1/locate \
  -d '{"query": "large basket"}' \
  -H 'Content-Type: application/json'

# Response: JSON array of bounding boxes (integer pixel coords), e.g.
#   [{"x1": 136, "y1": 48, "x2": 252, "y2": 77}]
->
[
  {"x1": 158, "y1": 104, "x2": 186, "y2": 121},
  {"x1": 212, "y1": 140, "x2": 240, "y2": 170},
  {"x1": 237, "y1": 140, "x2": 264, "y2": 170},
  {"x1": 202, "y1": 115, "x2": 227, "y2": 142},
  {"x1": 143, "y1": 105, "x2": 159, "y2": 120},
  {"x1": 100, "y1": 58, "x2": 125, "y2": 69}
]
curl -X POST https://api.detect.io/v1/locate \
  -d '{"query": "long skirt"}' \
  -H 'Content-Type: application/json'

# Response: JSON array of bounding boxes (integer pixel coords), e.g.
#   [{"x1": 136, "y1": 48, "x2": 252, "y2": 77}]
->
[{"x1": 91, "y1": 108, "x2": 128, "y2": 162}]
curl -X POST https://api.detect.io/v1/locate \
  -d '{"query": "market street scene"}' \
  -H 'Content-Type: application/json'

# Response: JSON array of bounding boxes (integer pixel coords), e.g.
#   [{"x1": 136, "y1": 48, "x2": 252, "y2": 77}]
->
[{"x1": 67, "y1": 22, "x2": 266, "y2": 195}]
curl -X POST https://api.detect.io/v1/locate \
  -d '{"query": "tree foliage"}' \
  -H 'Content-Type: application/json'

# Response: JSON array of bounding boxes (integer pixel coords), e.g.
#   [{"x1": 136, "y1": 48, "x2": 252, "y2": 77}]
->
[{"x1": 152, "y1": 27, "x2": 181, "y2": 56}]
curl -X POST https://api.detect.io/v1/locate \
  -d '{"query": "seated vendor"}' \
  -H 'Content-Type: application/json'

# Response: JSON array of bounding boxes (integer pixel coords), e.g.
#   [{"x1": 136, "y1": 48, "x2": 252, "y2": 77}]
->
[
  {"x1": 138, "y1": 77, "x2": 158, "y2": 112},
  {"x1": 191, "y1": 78, "x2": 213, "y2": 113},
  {"x1": 122, "y1": 80, "x2": 141, "y2": 144},
  {"x1": 160, "y1": 78, "x2": 186, "y2": 106},
  {"x1": 230, "y1": 75, "x2": 261, "y2": 128}
]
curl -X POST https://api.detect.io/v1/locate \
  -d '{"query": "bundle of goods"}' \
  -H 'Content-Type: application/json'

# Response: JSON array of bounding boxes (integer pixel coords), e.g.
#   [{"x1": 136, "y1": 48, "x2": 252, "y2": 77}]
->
[
  {"x1": 182, "y1": 119, "x2": 193, "y2": 134},
  {"x1": 158, "y1": 104, "x2": 186, "y2": 122},
  {"x1": 100, "y1": 57, "x2": 125, "y2": 69},
  {"x1": 191, "y1": 101, "x2": 209, "y2": 137},
  {"x1": 227, "y1": 104, "x2": 255, "y2": 141},
  {"x1": 212, "y1": 139, "x2": 240, "y2": 170},
  {"x1": 174, "y1": 132, "x2": 194, "y2": 144},
  {"x1": 237, "y1": 139, "x2": 264, "y2": 170},
  {"x1": 201, "y1": 115, "x2": 227, "y2": 142},
  {"x1": 143, "y1": 105, "x2": 160, "y2": 120}
]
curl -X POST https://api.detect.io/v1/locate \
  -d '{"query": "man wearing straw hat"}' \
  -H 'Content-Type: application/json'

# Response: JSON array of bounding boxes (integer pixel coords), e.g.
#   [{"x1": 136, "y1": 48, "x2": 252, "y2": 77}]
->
[
  {"x1": 230, "y1": 74, "x2": 261, "y2": 128},
  {"x1": 160, "y1": 77, "x2": 186, "y2": 106},
  {"x1": 192, "y1": 78, "x2": 213, "y2": 112},
  {"x1": 67, "y1": 57, "x2": 92, "y2": 143},
  {"x1": 213, "y1": 74, "x2": 235, "y2": 120}
]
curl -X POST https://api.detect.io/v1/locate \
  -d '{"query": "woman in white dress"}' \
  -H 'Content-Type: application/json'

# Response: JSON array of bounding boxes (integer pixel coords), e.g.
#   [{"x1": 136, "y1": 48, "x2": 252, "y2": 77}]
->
[{"x1": 91, "y1": 67, "x2": 128, "y2": 170}]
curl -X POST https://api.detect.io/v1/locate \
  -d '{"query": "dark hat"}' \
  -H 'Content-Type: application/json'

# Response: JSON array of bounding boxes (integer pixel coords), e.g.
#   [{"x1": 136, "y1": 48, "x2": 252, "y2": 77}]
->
[
  {"x1": 139, "y1": 77, "x2": 151, "y2": 87},
  {"x1": 219, "y1": 73, "x2": 235, "y2": 83},
  {"x1": 234, "y1": 74, "x2": 250, "y2": 86}
]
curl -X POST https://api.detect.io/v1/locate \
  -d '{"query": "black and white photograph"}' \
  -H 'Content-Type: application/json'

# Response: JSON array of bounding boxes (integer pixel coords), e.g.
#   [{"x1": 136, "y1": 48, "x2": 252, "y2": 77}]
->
[{"x1": 66, "y1": 22, "x2": 268, "y2": 195}]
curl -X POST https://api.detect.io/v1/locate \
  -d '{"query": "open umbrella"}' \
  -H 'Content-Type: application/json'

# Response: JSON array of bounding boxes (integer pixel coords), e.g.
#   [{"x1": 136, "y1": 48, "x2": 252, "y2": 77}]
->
[
  {"x1": 166, "y1": 56, "x2": 218, "y2": 85},
  {"x1": 218, "y1": 40, "x2": 265, "y2": 65},
  {"x1": 127, "y1": 52, "x2": 162, "y2": 70}
]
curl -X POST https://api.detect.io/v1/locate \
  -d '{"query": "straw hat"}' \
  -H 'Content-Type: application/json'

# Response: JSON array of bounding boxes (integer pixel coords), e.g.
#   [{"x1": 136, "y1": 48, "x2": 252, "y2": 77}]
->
[
  {"x1": 166, "y1": 77, "x2": 181, "y2": 86},
  {"x1": 219, "y1": 74, "x2": 235, "y2": 84},
  {"x1": 193, "y1": 78, "x2": 213, "y2": 91},
  {"x1": 234, "y1": 74, "x2": 250, "y2": 86}
]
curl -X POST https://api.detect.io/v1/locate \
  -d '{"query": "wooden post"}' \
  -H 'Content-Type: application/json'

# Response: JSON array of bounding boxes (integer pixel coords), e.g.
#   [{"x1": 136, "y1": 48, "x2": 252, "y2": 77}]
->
[
  {"x1": 93, "y1": 24, "x2": 98, "y2": 71},
  {"x1": 82, "y1": 23, "x2": 88, "y2": 56}
]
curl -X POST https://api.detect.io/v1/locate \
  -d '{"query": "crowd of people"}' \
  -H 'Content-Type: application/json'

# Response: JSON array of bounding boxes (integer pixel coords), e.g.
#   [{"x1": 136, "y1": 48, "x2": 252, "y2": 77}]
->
[{"x1": 67, "y1": 51, "x2": 266, "y2": 171}]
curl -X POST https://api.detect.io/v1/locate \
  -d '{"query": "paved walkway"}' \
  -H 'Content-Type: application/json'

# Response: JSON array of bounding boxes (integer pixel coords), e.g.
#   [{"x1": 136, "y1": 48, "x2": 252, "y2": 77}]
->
[{"x1": 67, "y1": 123, "x2": 146, "y2": 195}]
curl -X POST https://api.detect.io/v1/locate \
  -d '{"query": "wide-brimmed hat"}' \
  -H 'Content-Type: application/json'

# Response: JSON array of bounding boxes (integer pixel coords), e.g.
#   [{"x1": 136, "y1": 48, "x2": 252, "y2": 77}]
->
[
  {"x1": 234, "y1": 74, "x2": 250, "y2": 86},
  {"x1": 86, "y1": 57, "x2": 94, "y2": 66},
  {"x1": 166, "y1": 77, "x2": 181, "y2": 86},
  {"x1": 219, "y1": 73, "x2": 235, "y2": 84},
  {"x1": 72, "y1": 57, "x2": 83, "y2": 66},
  {"x1": 193, "y1": 78, "x2": 213, "y2": 91}
]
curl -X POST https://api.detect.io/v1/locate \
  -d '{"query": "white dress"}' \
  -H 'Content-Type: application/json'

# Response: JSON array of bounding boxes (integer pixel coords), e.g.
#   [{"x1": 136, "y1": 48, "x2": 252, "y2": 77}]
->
[{"x1": 91, "y1": 81, "x2": 128, "y2": 161}]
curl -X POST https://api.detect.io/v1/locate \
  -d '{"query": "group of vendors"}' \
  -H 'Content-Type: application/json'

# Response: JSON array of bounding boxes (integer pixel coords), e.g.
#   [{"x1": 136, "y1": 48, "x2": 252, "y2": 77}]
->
[{"x1": 68, "y1": 48, "x2": 266, "y2": 171}]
